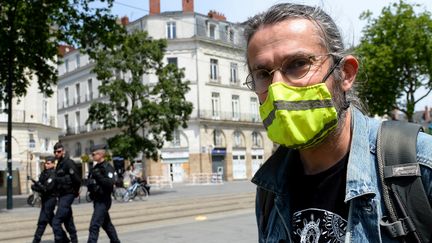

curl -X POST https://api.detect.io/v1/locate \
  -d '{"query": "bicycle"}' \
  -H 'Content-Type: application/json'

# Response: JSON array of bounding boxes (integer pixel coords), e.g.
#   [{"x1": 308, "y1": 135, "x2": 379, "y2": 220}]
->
[
  {"x1": 122, "y1": 180, "x2": 149, "y2": 202},
  {"x1": 113, "y1": 186, "x2": 127, "y2": 202}
]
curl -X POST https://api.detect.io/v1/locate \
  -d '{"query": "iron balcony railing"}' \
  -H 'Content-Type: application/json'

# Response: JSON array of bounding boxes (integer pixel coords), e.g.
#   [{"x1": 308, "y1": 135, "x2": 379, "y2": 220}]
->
[{"x1": 198, "y1": 109, "x2": 261, "y2": 123}]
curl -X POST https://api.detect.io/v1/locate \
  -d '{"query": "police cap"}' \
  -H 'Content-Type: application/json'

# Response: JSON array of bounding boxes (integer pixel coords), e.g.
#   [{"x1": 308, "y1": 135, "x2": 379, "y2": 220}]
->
[
  {"x1": 45, "y1": 156, "x2": 56, "y2": 162},
  {"x1": 90, "y1": 144, "x2": 108, "y2": 153}
]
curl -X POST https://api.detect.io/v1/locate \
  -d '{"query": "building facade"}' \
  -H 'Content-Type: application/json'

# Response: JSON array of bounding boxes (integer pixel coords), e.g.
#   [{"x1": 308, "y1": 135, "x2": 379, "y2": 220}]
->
[
  {"x1": 57, "y1": 0, "x2": 273, "y2": 183},
  {"x1": 0, "y1": 76, "x2": 60, "y2": 194}
]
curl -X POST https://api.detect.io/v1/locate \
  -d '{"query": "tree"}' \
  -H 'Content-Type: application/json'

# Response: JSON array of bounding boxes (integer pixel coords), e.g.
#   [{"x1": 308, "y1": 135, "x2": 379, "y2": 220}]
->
[
  {"x1": 87, "y1": 31, "x2": 193, "y2": 163},
  {"x1": 0, "y1": 0, "x2": 124, "y2": 101},
  {"x1": 355, "y1": 0, "x2": 432, "y2": 121},
  {"x1": 0, "y1": 0, "x2": 123, "y2": 209}
]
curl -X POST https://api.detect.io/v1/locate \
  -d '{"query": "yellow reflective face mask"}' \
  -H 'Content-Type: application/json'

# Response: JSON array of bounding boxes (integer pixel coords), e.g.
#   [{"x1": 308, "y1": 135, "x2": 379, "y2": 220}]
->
[{"x1": 259, "y1": 82, "x2": 338, "y2": 149}]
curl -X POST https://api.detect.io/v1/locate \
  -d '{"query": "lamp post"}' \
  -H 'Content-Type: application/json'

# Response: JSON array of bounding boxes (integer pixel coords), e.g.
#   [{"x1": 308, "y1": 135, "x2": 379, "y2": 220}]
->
[{"x1": 5, "y1": 0, "x2": 18, "y2": 210}]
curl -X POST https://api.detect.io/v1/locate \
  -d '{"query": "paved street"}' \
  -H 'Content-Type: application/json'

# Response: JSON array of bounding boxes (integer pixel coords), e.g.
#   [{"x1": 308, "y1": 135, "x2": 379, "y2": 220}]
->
[
  {"x1": 95, "y1": 209, "x2": 257, "y2": 243},
  {"x1": 0, "y1": 181, "x2": 259, "y2": 242}
]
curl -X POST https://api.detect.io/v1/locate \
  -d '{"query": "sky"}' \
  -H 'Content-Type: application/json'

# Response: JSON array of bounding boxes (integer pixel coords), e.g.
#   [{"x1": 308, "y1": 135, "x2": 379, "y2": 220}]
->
[{"x1": 105, "y1": 0, "x2": 432, "y2": 111}]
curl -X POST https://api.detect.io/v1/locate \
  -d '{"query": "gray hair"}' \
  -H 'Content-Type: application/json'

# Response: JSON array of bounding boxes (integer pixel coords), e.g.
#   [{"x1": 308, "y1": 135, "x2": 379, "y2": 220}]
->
[
  {"x1": 244, "y1": 3, "x2": 344, "y2": 60},
  {"x1": 244, "y1": 3, "x2": 365, "y2": 113}
]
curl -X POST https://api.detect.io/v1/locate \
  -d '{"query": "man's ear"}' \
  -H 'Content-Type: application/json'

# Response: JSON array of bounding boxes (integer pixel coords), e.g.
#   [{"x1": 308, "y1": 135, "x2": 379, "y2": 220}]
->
[{"x1": 341, "y1": 55, "x2": 359, "y2": 92}]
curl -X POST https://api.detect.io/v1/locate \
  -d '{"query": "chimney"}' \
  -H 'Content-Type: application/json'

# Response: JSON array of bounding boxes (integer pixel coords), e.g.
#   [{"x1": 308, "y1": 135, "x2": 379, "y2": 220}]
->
[
  {"x1": 425, "y1": 106, "x2": 431, "y2": 122},
  {"x1": 120, "y1": 16, "x2": 129, "y2": 26},
  {"x1": 149, "y1": 0, "x2": 160, "y2": 15},
  {"x1": 182, "y1": 0, "x2": 194, "y2": 13},
  {"x1": 57, "y1": 45, "x2": 75, "y2": 57},
  {"x1": 208, "y1": 10, "x2": 226, "y2": 21}
]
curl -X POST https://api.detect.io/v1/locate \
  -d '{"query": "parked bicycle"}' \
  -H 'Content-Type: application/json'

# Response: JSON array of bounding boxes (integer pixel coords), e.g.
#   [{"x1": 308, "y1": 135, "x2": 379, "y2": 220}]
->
[{"x1": 120, "y1": 180, "x2": 150, "y2": 202}]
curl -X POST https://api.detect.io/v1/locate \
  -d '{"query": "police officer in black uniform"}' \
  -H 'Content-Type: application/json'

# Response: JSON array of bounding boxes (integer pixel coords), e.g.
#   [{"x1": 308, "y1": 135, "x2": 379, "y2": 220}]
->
[
  {"x1": 52, "y1": 142, "x2": 81, "y2": 243},
  {"x1": 87, "y1": 144, "x2": 120, "y2": 243},
  {"x1": 32, "y1": 156, "x2": 65, "y2": 243}
]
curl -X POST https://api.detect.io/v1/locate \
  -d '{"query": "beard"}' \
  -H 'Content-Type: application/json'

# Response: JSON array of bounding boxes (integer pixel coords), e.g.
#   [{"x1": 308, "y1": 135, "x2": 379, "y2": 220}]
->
[{"x1": 328, "y1": 78, "x2": 350, "y2": 140}]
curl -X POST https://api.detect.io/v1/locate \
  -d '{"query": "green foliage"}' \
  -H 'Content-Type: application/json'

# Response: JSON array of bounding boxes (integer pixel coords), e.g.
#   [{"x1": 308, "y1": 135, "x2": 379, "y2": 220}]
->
[
  {"x1": 87, "y1": 31, "x2": 193, "y2": 161},
  {"x1": 355, "y1": 0, "x2": 432, "y2": 121},
  {"x1": 0, "y1": 0, "x2": 124, "y2": 102},
  {"x1": 81, "y1": 154, "x2": 91, "y2": 163}
]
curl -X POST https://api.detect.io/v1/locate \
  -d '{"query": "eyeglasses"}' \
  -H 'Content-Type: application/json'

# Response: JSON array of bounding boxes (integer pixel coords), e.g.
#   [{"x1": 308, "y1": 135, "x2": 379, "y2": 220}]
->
[
  {"x1": 54, "y1": 150, "x2": 63, "y2": 154},
  {"x1": 244, "y1": 54, "x2": 333, "y2": 94}
]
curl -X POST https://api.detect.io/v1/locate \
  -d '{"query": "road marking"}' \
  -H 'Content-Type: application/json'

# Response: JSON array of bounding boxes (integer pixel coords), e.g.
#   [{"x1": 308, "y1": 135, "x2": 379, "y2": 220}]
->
[{"x1": 195, "y1": 215, "x2": 207, "y2": 221}]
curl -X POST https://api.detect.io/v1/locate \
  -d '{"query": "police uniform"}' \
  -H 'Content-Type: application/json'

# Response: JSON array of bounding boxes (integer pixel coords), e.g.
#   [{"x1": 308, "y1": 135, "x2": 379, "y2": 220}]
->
[
  {"x1": 52, "y1": 154, "x2": 81, "y2": 243},
  {"x1": 87, "y1": 144, "x2": 120, "y2": 243},
  {"x1": 32, "y1": 156, "x2": 59, "y2": 243}
]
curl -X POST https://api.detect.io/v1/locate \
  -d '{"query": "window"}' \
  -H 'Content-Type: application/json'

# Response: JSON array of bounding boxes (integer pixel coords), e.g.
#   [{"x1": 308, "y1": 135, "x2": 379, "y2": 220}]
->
[
  {"x1": 211, "y1": 92, "x2": 220, "y2": 119},
  {"x1": 210, "y1": 59, "x2": 218, "y2": 80},
  {"x1": 230, "y1": 63, "x2": 238, "y2": 84},
  {"x1": 98, "y1": 80, "x2": 103, "y2": 97},
  {"x1": 250, "y1": 97, "x2": 259, "y2": 122},
  {"x1": 28, "y1": 134, "x2": 36, "y2": 149},
  {"x1": 213, "y1": 130, "x2": 223, "y2": 146},
  {"x1": 0, "y1": 100, "x2": 5, "y2": 113},
  {"x1": 75, "y1": 142, "x2": 82, "y2": 157},
  {"x1": 209, "y1": 24, "x2": 216, "y2": 39},
  {"x1": 172, "y1": 129, "x2": 181, "y2": 147},
  {"x1": 233, "y1": 131, "x2": 242, "y2": 147},
  {"x1": 232, "y1": 95, "x2": 240, "y2": 121},
  {"x1": 115, "y1": 69, "x2": 122, "y2": 79},
  {"x1": 167, "y1": 57, "x2": 178, "y2": 67},
  {"x1": 76, "y1": 54, "x2": 80, "y2": 68},
  {"x1": 64, "y1": 87, "x2": 69, "y2": 107},
  {"x1": 75, "y1": 111, "x2": 80, "y2": 133},
  {"x1": 75, "y1": 83, "x2": 80, "y2": 104},
  {"x1": 65, "y1": 59, "x2": 69, "y2": 72},
  {"x1": 252, "y1": 131, "x2": 262, "y2": 147},
  {"x1": 64, "y1": 114, "x2": 69, "y2": 131},
  {"x1": 228, "y1": 29, "x2": 235, "y2": 43},
  {"x1": 86, "y1": 140, "x2": 94, "y2": 154},
  {"x1": 87, "y1": 79, "x2": 93, "y2": 101},
  {"x1": 42, "y1": 99, "x2": 48, "y2": 125},
  {"x1": 166, "y1": 21, "x2": 176, "y2": 39},
  {"x1": 44, "y1": 138, "x2": 49, "y2": 152}
]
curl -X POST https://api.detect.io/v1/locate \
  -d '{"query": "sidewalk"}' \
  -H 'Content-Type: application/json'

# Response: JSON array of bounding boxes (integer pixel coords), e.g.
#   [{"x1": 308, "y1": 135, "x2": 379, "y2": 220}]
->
[{"x1": 1, "y1": 180, "x2": 256, "y2": 211}]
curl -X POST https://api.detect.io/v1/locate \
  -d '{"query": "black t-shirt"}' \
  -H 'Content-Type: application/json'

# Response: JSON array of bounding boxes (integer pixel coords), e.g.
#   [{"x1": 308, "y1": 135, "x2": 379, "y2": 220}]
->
[{"x1": 289, "y1": 152, "x2": 349, "y2": 242}]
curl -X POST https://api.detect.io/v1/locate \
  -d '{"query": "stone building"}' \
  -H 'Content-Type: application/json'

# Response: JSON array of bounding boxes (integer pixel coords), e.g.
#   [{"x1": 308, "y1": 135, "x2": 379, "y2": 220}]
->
[{"x1": 57, "y1": 0, "x2": 273, "y2": 183}]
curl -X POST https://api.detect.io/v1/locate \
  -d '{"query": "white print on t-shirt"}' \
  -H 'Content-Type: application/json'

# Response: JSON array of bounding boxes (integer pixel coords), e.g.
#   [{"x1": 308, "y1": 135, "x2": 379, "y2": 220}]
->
[{"x1": 292, "y1": 208, "x2": 347, "y2": 243}]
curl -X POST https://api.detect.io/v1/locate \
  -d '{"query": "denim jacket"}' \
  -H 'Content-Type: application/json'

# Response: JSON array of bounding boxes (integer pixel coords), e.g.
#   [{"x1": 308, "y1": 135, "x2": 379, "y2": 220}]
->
[{"x1": 251, "y1": 107, "x2": 432, "y2": 242}]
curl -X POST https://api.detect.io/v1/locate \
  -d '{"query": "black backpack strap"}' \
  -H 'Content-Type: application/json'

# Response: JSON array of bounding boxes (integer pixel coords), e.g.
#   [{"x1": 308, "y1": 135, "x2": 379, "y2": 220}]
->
[{"x1": 378, "y1": 120, "x2": 432, "y2": 243}]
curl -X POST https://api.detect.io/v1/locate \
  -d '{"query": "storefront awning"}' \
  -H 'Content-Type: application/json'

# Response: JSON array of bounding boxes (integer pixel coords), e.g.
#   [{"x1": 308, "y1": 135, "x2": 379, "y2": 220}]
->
[{"x1": 212, "y1": 148, "x2": 226, "y2": 156}]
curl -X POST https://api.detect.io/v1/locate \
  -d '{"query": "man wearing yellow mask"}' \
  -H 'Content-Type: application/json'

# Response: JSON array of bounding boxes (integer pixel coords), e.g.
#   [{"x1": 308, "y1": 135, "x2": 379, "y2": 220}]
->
[{"x1": 244, "y1": 3, "x2": 432, "y2": 243}]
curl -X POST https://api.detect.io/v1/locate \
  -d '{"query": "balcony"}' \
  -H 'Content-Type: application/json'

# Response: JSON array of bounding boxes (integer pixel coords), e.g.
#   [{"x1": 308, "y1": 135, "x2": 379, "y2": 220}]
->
[
  {"x1": 198, "y1": 110, "x2": 261, "y2": 123},
  {"x1": 42, "y1": 116, "x2": 56, "y2": 126},
  {"x1": 85, "y1": 92, "x2": 94, "y2": 102},
  {"x1": 74, "y1": 96, "x2": 80, "y2": 105},
  {"x1": 65, "y1": 127, "x2": 76, "y2": 135},
  {"x1": 91, "y1": 123, "x2": 103, "y2": 131},
  {"x1": 0, "y1": 110, "x2": 25, "y2": 123},
  {"x1": 209, "y1": 75, "x2": 221, "y2": 83},
  {"x1": 79, "y1": 125, "x2": 88, "y2": 133}
]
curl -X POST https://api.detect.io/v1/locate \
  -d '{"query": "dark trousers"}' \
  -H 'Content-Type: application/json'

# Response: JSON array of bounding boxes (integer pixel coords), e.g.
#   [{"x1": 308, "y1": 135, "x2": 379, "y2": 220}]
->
[
  {"x1": 33, "y1": 197, "x2": 57, "y2": 243},
  {"x1": 53, "y1": 194, "x2": 78, "y2": 243},
  {"x1": 88, "y1": 198, "x2": 120, "y2": 243}
]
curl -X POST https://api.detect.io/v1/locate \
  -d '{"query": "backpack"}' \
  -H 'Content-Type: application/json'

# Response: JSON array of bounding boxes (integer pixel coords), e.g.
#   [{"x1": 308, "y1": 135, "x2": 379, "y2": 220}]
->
[
  {"x1": 258, "y1": 120, "x2": 432, "y2": 243},
  {"x1": 378, "y1": 121, "x2": 432, "y2": 243}
]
